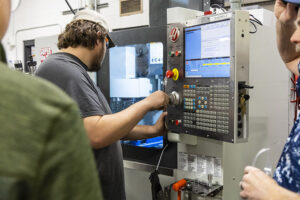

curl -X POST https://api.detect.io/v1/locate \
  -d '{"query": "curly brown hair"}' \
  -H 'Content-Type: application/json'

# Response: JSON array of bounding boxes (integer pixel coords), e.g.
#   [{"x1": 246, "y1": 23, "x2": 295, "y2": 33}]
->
[{"x1": 57, "y1": 19, "x2": 107, "y2": 50}]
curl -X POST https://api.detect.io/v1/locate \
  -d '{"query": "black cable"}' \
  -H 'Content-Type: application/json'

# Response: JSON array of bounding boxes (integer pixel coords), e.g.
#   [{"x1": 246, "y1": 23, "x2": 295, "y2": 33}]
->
[
  {"x1": 210, "y1": 0, "x2": 224, "y2": 7},
  {"x1": 251, "y1": 18, "x2": 262, "y2": 26},
  {"x1": 65, "y1": 0, "x2": 76, "y2": 15},
  {"x1": 249, "y1": 14, "x2": 262, "y2": 34},
  {"x1": 210, "y1": 4, "x2": 227, "y2": 13},
  {"x1": 250, "y1": 14, "x2": 263, "y2": 26},
  {"x1": 249, "y1": 20, "x2": 257, "y2": 34},
  {"x1": 156, "y1": 144, "x2": 169, "y2": 171}
]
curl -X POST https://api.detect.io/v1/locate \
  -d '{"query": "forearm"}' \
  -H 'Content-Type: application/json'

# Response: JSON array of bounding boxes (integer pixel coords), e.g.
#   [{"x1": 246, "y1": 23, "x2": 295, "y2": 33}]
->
[
  {"x1": 84, "y1": 99, "x2": 152, "y2": 148},
  {"x1": 124, "y1": 125, "x2": 158, "y2": 140},
  {"x1": 276, "y1": 186, "x2": 300, "y2": 200}
]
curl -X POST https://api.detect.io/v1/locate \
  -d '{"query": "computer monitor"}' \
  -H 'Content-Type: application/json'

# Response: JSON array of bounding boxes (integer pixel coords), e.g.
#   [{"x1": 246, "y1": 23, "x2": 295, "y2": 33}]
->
[{"x1": 185, "y1": 20, "x2": 231, "y2": 78}]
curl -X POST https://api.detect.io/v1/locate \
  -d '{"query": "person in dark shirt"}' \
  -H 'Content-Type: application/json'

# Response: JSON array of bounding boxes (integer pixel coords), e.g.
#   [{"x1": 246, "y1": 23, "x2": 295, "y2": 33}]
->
[{"x1": 35, "y1": 9, "x2": 169, "y2": 200}]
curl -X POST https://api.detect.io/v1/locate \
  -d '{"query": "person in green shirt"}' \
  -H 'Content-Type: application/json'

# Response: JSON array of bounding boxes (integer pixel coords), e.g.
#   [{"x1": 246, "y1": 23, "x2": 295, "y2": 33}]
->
[{"x1": 0, "y1": 0, "x2": 103, "y2": 199}]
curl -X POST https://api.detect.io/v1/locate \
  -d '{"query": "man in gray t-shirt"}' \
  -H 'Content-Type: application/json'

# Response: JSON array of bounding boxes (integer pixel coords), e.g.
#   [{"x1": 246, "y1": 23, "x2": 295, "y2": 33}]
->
[{"x1": 36, "y1": 9, "x2": 169, "y2": 200}]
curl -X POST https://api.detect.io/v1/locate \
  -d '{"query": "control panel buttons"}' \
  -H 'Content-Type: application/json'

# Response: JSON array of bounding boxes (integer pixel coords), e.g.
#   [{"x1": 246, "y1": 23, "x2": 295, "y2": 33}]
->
[
  {"x1": 172, "y1": 68, "x2": 179, "y2": 81},
  {"x1": 169, "y1": 119, "x2": 182, "y2": 126},
  {"x1": 166, "y1": 70, "x2": 174, "y2": 78},
  {"x1": 175, "y1": 50, "x2": 181, "y2": 57},
  {"x1": 166, "y1": 68, "x2": 179, "y2": 80},
  {"x1": 168, "y1": 91, "x2": 181, "y2": 106},
  {"x1": 175, "y1": 120, "x2": 182, "y2": 126},
  {"x1": 169, "y1": 51, "x2": 175, "y2": 57}
]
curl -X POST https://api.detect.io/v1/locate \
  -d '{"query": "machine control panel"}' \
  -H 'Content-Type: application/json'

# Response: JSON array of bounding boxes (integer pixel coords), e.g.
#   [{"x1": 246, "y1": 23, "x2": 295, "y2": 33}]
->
[
  {"x1": 182, "y1": 84, "x2": 230, "y2": 134},
  {"x1": 165, "y1": 11, "x2": 250, "y2": 143}
]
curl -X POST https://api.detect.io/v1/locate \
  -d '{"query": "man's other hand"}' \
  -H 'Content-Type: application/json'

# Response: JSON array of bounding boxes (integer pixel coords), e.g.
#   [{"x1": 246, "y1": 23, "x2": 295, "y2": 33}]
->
[
  {"x1": 152, "y1": 112, "x2": 168, "y2": 137},
  {"x1": 240, "y1": 166, "x2": 279, "y2": 200}
]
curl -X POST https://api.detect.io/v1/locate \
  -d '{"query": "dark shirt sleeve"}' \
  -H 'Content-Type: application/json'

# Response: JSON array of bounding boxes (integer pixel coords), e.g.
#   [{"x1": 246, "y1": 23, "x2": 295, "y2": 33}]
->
[
  {"x1": 64, "y1": 73, "x2": 106, "y2": 118},
  {"x1": 35, "y1": 59, "x2": 106, "y2": 118}
]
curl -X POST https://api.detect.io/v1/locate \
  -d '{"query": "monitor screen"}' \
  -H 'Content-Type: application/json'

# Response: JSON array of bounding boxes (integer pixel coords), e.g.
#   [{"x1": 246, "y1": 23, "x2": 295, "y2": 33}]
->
[
  {"x1": 109, "y1": 42, "x2": 164, "y2": 149},
  {"x1": 185, "y1": 20, "x2": 231, "y2": 78}
]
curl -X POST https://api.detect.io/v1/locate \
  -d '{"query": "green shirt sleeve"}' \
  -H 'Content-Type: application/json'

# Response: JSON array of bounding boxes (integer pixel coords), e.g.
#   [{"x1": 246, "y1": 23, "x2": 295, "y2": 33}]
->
[
  {"x1": 0, "y1": 176, "x2": 30, "y2": 200},
  {"x1": 34, "y1": 103, "x2": 103, "y2": 200}
]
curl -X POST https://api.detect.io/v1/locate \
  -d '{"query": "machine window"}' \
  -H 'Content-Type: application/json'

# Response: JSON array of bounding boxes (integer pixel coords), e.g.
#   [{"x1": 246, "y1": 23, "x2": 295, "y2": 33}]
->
[{"x1": 109, "y1": 42, "x2": 164, "y2": 149}]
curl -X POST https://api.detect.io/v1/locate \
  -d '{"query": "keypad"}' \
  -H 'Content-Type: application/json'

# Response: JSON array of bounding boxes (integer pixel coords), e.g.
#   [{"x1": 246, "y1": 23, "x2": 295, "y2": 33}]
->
[{"x1": 182, "y1": 84, "x2": 230, "y2": 134}]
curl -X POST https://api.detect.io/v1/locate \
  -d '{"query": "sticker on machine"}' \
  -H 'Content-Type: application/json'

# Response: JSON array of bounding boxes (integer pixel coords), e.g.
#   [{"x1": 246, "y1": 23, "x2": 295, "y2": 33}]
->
[
  {"x1": 197, "y1": 155, "x2": 207, "y2": 174},
  {"x1": 188, "y1": 154, "x2": 197, "y2": 172},
  {"x1": 40, "y1": 47, "x2": 53, "y2": 63},
  {"x1": 214, "y1": 157, "x2": 222, "y2": 177},
  {"x1": 206, "y1": 157, "x2": 215, "y2": 175},
  {"x1": 178, "y1": 152, "x2": 188, "y2": 171}
]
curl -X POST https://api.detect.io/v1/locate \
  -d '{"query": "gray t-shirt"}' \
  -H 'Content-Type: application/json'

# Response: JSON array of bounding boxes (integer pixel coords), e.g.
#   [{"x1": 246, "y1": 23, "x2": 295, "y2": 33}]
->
[{"x1": 35, "y1": 52, "x2": 125, "y2": 200}]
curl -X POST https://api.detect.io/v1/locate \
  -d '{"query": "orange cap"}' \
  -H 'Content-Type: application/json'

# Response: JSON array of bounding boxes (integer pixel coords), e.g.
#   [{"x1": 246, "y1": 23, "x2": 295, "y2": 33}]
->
[{"x1": 172, "y1": 179, "x2": 187, "y2": 191}]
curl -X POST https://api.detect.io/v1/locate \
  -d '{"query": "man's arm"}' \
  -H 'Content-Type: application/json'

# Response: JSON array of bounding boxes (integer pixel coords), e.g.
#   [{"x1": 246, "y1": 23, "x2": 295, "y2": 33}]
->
[
  {"x1": 83, "y1": 91, "x2": 169, "y2": 148},
  {"x1": 275, "y1": 0, "x2": 300, "y2": 75},
  {"x1": 124, "y1": 112, "x2": 167, "y2": 140},
  {"x1": 240, "y1": 166, "x2": 300, "y2": 200}
]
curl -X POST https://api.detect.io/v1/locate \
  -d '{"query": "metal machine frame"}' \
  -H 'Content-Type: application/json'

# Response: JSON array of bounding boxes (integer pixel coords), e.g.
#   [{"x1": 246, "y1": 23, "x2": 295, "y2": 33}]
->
[{"x1": 165, "y1": 11, "x2": 250, "y2": 143}]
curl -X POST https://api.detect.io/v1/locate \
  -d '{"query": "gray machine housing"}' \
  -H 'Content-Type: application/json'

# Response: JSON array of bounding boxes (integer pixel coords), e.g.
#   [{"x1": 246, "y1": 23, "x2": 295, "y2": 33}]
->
[{"x1": 166, "y1": 11, "x2": 250, "y2": 143}]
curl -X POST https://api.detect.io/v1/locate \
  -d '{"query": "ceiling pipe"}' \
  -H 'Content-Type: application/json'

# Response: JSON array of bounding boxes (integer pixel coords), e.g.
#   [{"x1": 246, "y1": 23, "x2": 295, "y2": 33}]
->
[
  {"x1": 230, "y1": 0, "x2": 242, "y2": 11},
  {"x1": 87, "y1": 0, "x2": 94, "y2": 10},
  {"x1": 86, "y1": 0, "x2": 99, "y2": 10}
]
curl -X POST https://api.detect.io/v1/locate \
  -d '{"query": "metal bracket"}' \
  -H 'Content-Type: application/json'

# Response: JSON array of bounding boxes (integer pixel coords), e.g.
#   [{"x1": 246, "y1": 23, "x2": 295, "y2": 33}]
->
[{"x1": 167, "y1": 132, "x2": 197, "y2": 145}]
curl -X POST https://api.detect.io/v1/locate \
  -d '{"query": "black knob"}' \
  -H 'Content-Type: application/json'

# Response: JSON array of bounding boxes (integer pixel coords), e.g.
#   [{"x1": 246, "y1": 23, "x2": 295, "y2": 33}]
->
[
  {"x1": 238, "y1": 115, "x2": 242, "y2": 121},
  {"x1": 238, "y1": 131, "x2": 242, "y2": 137},
  {"x1": 239, "y1": 83, "x2": 254, "y2": 90},
  {"x1": 244, "y1": 94, "x2": 250, "y2": 101},
  {"x1": 238, "y1": 123, "x2": 243, "y2": 129},
  {"x1": 186, "y1": 182, "x2": 192, "y2": 190}
]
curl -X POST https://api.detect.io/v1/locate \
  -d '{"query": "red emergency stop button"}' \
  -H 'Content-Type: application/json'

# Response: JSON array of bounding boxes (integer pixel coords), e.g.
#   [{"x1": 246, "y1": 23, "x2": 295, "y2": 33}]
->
[{"x1": 166, "y1": 70, "x2": 174, "y2": 78}]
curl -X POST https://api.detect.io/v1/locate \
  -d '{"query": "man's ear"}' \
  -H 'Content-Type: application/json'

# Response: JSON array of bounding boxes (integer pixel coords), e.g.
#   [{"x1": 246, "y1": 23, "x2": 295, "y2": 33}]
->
[
  {"x1": 96, "y1": 31, "x2": 104, "y2": 45},
  {"x1": 97, "y1": 31, "x2": 102, "y2": 38}
]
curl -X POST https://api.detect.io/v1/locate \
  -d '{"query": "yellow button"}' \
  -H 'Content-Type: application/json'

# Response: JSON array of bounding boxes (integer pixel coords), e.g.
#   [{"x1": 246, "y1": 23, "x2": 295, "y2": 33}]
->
[{"x1": 172, "y1": 68, "x2": 179, "y2": 81}]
